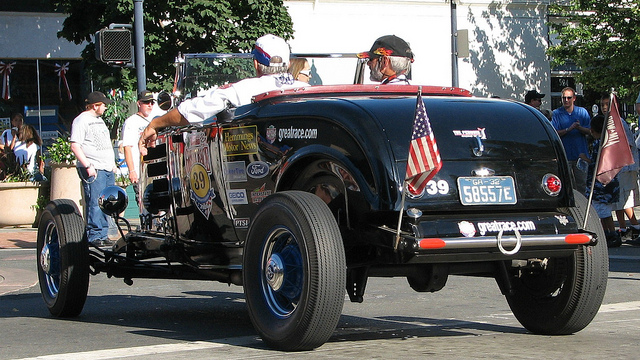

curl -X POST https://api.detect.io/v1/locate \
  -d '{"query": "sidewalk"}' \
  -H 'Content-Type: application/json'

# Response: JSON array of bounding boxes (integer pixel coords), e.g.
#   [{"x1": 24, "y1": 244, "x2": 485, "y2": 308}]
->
[{"x1": 0, "y1": 226, "x2": 38, "y2": 249}]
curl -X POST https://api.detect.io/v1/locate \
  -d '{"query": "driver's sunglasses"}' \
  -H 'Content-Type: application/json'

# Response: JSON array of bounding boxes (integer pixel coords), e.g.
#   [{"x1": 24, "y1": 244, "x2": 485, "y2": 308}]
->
[{"x1": 367, "y1": 56, "x2": 380, "y2": 64}]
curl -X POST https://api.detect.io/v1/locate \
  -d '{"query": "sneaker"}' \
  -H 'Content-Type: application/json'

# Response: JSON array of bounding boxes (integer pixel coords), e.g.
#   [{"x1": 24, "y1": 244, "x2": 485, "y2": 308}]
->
[
  {"x1": 626, "y1": 237, "x2": 640, "y2": 246},
  {"x1": 619, "y1": 227, "x2": 640, "y2": 241},
  {"x1": 606, "y1": 231, "x2": 622, "y2": 248}
]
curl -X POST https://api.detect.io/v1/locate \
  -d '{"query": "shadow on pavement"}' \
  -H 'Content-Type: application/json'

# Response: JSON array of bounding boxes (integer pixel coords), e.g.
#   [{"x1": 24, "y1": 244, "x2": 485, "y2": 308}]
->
[{"x1": 0, "y1": 287, "x2": 526, "y2": 350}]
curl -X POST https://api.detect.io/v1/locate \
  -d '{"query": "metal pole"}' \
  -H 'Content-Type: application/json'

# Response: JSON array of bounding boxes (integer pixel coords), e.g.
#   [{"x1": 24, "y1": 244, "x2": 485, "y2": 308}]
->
[
  {"x1": 36, "y1": 59, "x2": 42, "y2": 138},
  {"x1": 134, "y1": 0, "x2": 146, "y2": 92},
  {"x1": 450, "y1": 0, "x2": 459, "y2": 88}
]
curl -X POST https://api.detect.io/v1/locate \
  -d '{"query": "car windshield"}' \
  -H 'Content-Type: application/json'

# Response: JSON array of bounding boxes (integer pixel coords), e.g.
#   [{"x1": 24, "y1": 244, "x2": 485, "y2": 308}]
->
[{"x1": 178, "y1": 53, "x2": 365, "y2": 101}]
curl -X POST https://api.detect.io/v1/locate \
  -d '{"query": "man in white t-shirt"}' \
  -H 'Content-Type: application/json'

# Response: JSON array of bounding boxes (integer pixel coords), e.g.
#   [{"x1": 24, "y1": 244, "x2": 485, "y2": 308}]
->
[
  {"x1": 139, "y1": 34, "x2": 308, "y2": 154},
  {"x1": 70, "y1": 91, "x2": 116, "y2": 246},
  {"x1": 122, "y1": 90, "x2": 154, "y2": 204}
]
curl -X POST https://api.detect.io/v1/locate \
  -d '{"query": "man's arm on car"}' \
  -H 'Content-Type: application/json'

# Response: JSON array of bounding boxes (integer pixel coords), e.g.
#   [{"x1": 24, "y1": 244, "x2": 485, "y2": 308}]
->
[{"x1": 139, "y1": 108, "x2": 189, "y2": 155}]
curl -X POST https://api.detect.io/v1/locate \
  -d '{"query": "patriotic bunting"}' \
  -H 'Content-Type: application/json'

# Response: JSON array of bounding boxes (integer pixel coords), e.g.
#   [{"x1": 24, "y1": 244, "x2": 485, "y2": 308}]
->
[
  {"x1": 55, "y1": 62, "x2": 72, "y2": 101},
  {"x1": 0, "y1": 61, "x2": 16, "y2": 100}
]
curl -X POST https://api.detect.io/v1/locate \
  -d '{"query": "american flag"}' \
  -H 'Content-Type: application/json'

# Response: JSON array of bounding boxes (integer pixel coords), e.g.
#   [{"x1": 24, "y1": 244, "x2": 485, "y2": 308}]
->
[{"x1": 406, "y1": 91, "x2": 442, "y2": 195}]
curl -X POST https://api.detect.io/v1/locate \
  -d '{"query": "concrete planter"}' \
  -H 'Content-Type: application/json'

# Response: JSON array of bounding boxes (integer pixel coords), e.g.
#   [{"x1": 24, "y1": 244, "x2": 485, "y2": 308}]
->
[
  {"x1": 50, "y1": 163, "x2": 84, "y2": 216},
  {"x1": 0, "y1": 182, "x2": 44, "y2": 227}
]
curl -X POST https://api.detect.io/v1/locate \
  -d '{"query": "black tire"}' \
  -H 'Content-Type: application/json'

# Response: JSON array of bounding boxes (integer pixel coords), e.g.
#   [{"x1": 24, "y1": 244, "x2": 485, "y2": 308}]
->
[
  {"x1": 506, "y1": 190, "x2": 608, "y2": 334},
  {"x1": 37, "y1": 199, "x2": 89, "y2": 317},
  {"x1": 243, "y1": 191, "x2": 346, "y2": 351}
]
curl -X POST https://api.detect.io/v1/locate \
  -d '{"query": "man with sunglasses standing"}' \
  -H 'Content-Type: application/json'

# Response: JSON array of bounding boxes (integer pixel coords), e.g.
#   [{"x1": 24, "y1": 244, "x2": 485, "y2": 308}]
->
[
  {"x1": 122, "y1": 90, "x2": 155, "y2": 205},
  {"x1": 552, "y1": 87, "x2": 591, "y2": 194},
  {"x1": 357, "y1": 35, "x2": 414, "y2": 85}
]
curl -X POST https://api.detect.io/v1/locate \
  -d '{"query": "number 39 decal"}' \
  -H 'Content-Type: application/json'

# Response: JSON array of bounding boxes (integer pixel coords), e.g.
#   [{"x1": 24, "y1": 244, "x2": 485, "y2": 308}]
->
[{"x1": 425, "y1": 179, "x2": 450, "y2": 195}]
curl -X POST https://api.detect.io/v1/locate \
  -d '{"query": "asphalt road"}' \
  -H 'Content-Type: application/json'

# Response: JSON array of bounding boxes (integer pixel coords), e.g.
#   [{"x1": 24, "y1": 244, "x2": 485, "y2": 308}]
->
[{"x1": 2, "y1": 245, "x2": 640, "y2": 359}]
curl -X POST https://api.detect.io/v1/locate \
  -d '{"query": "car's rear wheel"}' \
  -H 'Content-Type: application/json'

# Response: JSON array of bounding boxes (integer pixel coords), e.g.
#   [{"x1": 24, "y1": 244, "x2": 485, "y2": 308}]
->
[
  {"x1": 506, "y1": 190, "x2": 608, "y2": 334},
  {"x1": 37, "y1": 199, "x2": 89, "y2": 317},
  {"x1": 243, "y1": 191, "x2": 346, "y2": 351}
]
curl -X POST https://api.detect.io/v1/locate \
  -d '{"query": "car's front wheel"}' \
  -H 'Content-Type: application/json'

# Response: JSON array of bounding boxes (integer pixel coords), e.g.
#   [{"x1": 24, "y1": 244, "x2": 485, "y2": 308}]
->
[
  {"x1": 37, "y1": 199, "x2": 89, "y2": 317},
  {"x1": 243, "y1": 191, "x2": 346, "y2": 351},
  {"x1": 506, "y1": 190, "x2": 608, "y2": 334}
]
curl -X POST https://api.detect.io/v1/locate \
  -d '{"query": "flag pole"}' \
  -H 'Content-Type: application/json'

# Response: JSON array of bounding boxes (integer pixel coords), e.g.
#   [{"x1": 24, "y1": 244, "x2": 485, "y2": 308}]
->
[
  {"x1": 583, "y1": 90, "x2": 613, "y2": 228},
  {"x1": 395, "y1": 86, "x2": 423, "y2": 251},
  {"x1": 394, "y1": 185, "x2": 407, "y2": 252}
]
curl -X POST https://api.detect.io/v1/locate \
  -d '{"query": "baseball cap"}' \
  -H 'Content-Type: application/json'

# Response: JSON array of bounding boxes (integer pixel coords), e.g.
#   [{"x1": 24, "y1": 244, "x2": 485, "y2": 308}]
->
[
  {"x1": 357, "y1": 35, "x2": 414, "y2": 60},
  {"x1": 252, "y1": 34, "x2": 291, "y2": 67},
  {"x1": 525, "y1": 90, "x2": 545, "y2": 103},
  {"x1": 85, "y1": 91, "x2": 113, "y2": 105},
  {"x1": 138, "y1": 90, "x2": 154, "y2": 102}
]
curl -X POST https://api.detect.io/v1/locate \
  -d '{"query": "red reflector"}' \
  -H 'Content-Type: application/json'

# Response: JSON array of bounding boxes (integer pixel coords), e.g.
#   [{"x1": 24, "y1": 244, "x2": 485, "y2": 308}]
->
[
  {"x1": 564, "y1": 234, "x2": 590, "y2": 244},
  {"x1": 419, "y1": 238, "x2": 446, "y2": 249}
]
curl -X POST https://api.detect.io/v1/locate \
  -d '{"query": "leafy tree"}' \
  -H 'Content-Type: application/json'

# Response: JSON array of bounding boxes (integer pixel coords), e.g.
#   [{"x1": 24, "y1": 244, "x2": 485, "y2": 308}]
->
[
  {"x1": 548, "y1": 1, "x2": 640, "y2": 103},
  {"x1": 53, "y1": 0, "x2": 294, "y2": 92}
]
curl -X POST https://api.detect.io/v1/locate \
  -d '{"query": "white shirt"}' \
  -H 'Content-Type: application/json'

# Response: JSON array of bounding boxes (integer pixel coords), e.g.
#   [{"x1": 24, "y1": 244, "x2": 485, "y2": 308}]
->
[
  {"x1": 14, "y1": 142, "x2": 38, "y2": 174},
  {"x1": 0, "y1": 128, "x2": 18, "y2": 146},
  {"x1": 121, "y1": 113, "x2": 151, "y2": 175},
  {"x1": 178, "y1": 74, "x2": 308, "y2": 123},
  {"x1": 70, "y1": 111, "x2": 115, "y2": 170}
]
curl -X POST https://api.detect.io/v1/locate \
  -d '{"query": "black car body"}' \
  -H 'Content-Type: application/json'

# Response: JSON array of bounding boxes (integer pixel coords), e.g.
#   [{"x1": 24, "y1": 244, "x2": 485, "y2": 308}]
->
[{"x1": 36, "y1": 56, "x2": 608, "y2": 352}]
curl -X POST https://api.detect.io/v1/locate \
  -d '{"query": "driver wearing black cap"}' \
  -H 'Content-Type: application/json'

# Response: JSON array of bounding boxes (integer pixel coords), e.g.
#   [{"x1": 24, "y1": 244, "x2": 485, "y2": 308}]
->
[
  {"x1": 525, "y1": 90, "x2": 545, "y2": 110},
  {"x1": 357, "y1": 35, "x2": 414, "y2": 85}
]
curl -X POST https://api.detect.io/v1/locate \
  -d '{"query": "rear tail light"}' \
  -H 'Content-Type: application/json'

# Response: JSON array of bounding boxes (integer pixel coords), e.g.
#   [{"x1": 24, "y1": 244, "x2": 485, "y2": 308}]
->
[{"x1": 542, "y1": 173, "x2": 561, "y2": 196}]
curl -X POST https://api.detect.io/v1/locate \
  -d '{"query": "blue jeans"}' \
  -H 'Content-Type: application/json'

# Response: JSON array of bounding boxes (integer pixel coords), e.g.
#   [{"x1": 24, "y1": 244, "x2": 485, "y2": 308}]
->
[{"x1": 78, "y1": 168, "x2": 115, "y2": 242}]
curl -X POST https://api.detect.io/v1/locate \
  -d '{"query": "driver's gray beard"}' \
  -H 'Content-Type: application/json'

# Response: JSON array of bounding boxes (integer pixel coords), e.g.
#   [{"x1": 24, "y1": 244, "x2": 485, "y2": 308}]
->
[{"x1": 369, "y1": 63, "x2": 384, "y2": 82}]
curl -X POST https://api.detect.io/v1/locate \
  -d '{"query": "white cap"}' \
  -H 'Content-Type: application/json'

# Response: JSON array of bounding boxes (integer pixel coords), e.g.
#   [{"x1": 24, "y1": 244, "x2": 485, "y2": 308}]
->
[{"x1": 252, "y1": 34, "x2": 290, "y2": 67}]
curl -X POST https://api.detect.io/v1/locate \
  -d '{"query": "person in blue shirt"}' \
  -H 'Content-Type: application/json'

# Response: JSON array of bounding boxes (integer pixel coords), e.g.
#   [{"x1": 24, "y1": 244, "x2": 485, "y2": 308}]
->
[{"x1": 552, "y1": 87, "x2": 591, "y2": 195}]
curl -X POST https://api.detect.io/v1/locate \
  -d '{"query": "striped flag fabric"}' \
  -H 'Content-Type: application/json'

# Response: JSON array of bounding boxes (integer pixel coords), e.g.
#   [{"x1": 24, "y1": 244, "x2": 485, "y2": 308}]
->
[
  {"x1": 406, "y1": 91, "x2": 442, "y2": 195},
  {"x1": 596, "y1": 94, "x2": 634, "y2": 185}
]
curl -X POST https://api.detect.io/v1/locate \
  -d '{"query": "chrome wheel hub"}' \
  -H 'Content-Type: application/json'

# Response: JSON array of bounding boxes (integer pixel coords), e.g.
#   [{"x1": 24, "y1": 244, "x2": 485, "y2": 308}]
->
[{"x1": 265, "y1": 254, "x2": 284, "y2": 291}]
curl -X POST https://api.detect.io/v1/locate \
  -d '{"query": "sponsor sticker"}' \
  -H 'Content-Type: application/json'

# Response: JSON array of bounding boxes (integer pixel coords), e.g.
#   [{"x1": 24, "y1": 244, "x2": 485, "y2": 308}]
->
[
  {"x1": 476, "y1": 220, "x2": 536, "y2": 236},
  {"x1": 223, "y1": 125, "x2": 258, "y2": 156},
  {"x1": 458, "y1": 221, "x2": 476, "y2": 237},
  {"x1": 228, "y1": 189, "x2": 248, "y2": 205},
  {"x1": 277, "y1": 126, "x2": 318, "y2": 142},
  {"x1": 247, "y1": 161, "x2": 269, "y2": 179},
  {"x1": 555, "y1": 215, "x2": 569, "y2": 226},
  {"x1": 250, "y1": 183, "x2": 272, "y2": 204},
  {"x1": 226, "y1": 161, "x2": 247, "y2": 182},
  {"x1": 234, "y1": 217, "x2": 250, "y2": 229},
  {"x1": 189, "y1": 163, "x2": 216, "y2": 219},
  {"x1": 266, "y1": 125, "x2": 277, "y2": 144},
  {"x1": 452, "y1": 128, "x2": 487, "y2": 139},
  {"x1": 185, "y1": 131, "x2": 215, "y2": 219}
]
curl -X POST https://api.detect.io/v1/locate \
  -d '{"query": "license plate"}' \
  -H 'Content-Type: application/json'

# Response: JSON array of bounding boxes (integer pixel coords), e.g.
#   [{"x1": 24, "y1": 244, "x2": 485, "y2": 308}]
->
[{"x1": 457, "y1": 176, "x2": 517, "y2": 205}]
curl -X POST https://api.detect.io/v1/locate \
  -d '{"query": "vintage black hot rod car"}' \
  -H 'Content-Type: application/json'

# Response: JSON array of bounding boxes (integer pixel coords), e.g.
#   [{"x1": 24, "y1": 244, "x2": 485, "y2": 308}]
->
[{"x1": 36, "y1": 54, "x2": 608, "y2": 351}]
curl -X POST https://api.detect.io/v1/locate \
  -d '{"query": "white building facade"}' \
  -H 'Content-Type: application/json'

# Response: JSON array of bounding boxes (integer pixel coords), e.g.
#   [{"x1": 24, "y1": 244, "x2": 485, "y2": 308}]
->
[
  {"x1": 285, "y1": 0, "x2": 552, "y2": 108},
  {"x1": 0, "y1": 1, "x2": 554, "y2": 112}
]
